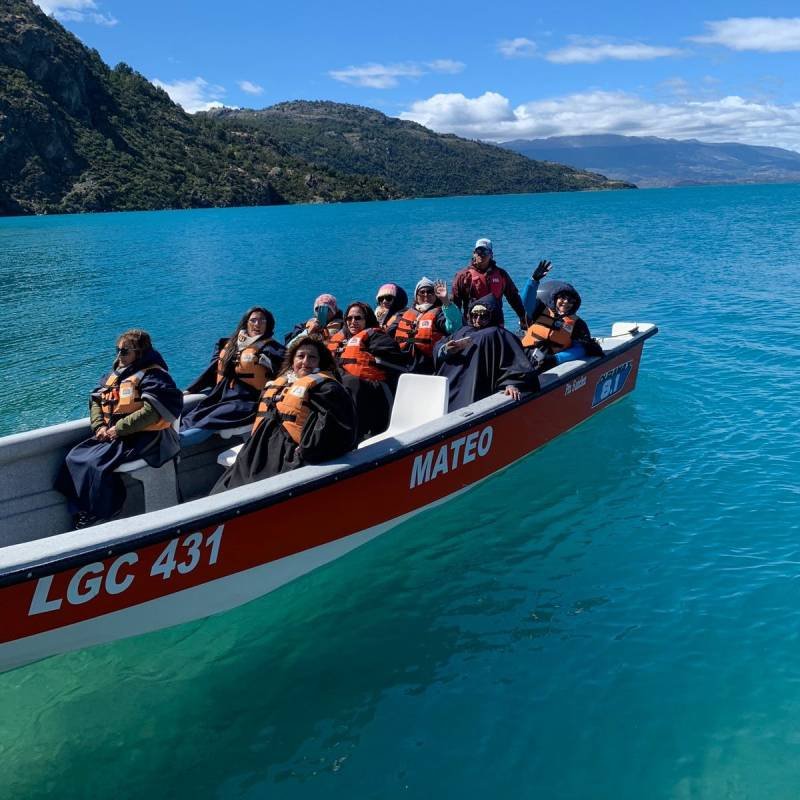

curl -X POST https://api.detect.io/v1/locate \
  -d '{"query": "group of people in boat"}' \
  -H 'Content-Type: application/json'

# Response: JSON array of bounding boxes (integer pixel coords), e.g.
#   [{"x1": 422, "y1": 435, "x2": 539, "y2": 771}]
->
[{"x1": 57, "y1": 237, "x2": 603, "y2": 529}]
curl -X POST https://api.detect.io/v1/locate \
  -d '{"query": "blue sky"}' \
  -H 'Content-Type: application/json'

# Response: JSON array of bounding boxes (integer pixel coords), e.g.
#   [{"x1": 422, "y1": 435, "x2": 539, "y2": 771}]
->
[{"x1": 35, "y1": 0, "x2": 800, "y2": 151}]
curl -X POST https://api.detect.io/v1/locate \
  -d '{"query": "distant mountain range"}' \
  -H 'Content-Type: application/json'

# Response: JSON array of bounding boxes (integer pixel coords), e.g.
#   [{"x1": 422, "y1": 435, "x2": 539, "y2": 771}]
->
[
  {"x1": 0, "y1": 0, "x2": 631, "y2": 217},
  {"x1": 499, "y1": 135, "x2": 800, "y2": 188}
]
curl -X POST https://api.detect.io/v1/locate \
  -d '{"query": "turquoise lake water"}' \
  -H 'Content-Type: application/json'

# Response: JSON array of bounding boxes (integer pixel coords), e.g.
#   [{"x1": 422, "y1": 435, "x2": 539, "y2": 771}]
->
[{"x1": 1, "y1": 185, "x2": 799, "y2": 798}]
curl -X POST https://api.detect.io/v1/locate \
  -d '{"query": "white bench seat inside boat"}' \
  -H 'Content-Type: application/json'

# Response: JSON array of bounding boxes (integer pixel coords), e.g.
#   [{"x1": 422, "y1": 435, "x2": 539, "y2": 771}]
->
[
  {"x1": 115, "y1": 418, "x2": 180, "y2": 512},
  {"x1": 216, "y1": 374, "x2": 450, "y2": 466},
  {"x1": 359, "y1": 374, "x2": 449, "y2": 448},
  {"x1": 217, "y1": 443, "x2": 244, "y2": 469},
  {"x1": 180, "y1": 394, "x2": 252, "y2": 441},
  {"x1": 218, "y1": 425, "x2": 252, "y2": 440}
]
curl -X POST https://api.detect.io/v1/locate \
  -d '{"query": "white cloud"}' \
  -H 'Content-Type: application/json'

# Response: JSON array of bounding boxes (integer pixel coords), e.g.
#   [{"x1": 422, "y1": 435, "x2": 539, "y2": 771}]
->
[
  {"x1": 35, "y1": 0, "x2": 117, "y2": 25},
  {"x1": 399, "y1": 89, "x2": 800, "y2": 150},
  {"x1": 151, "y1": 77, "x2": 226, "y2": 113},
  {"x1": 238, "y1": 80, "x2": 264, "y2": 95},
  {"x1": 546, "y1": 40, "x2": 682, "y2": 64},
  {"x1": 330, "y1": 63, "x2": 423, "y2": 88},
  {"x1": 427, "y1": 59, "x2": 465, "y2": 74},
  {"x1": 329, "y1": 59, "x2": 464, "y2": 89},
  {"x1": 691, "y1": 17, "x2": 800, "y2": 52},
  {"x1": 498, "y1": 37, "x2": 538, "y2": 58},
  {"x1": 401, "y1": 92, "x2": 516, "y2": 128}
]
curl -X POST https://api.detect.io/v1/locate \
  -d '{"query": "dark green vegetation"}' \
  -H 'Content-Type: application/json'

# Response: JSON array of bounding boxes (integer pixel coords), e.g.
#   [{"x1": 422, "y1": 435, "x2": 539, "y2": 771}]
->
[
  {"x1": 501, "y1": 134, "x2": 800, "y2": 188},
  {"x1": 0, "y1": 0, "x2": 630, "y2": 216},
  {"x1": 206, "y1": 103, "x2": 633, "y2": 199},
  {"x1": 0, "y1": 0, "x2": 394, "y2": 215}
]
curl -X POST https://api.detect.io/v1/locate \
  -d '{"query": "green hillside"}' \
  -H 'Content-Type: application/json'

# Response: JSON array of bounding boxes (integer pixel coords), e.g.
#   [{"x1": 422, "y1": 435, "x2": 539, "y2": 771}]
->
[
  {"x1": 208, "y1": 102, "x2": 634, "y2": 197},
  {"x1": 0, "y1": 0, "x2": 395, "y2": 215},
  {"x1": 0, "y1": 0, "x2": 632, "y2": 217}
]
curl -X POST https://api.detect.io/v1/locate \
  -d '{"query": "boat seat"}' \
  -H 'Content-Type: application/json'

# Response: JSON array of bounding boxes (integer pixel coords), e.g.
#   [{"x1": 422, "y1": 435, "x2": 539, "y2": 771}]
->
[
  {"x1": 217, "y1": 443, "x2": 244, "y2": 468},
  {"x1": 218, "y1": 425, "x2": 251, "y2": 440},
  {"x1": 359, "y1": 374, "x2": 449, "y2": 448},
  {"x1": 217, "y1": 374, "x2": 449, "y2": 462},
  {"x1": 180, "y1": 393, "x2": 251, "y2": 441},
  {"x1": 114, "y1": 417, "x2": 180, "y2": 513}
]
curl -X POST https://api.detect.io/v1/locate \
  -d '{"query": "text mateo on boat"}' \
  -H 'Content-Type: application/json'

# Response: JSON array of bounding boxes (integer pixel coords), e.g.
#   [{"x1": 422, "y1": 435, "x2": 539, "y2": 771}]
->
[{"x1": 0, "y1": 322, "x2": 656, "y2": 674}]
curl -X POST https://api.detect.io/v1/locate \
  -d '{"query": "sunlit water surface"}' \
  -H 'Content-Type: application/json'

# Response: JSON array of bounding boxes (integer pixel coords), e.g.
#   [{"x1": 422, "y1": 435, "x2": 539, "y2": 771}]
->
[{"x1": 1, "y1": 185, "x2": 799, "y2": 799}]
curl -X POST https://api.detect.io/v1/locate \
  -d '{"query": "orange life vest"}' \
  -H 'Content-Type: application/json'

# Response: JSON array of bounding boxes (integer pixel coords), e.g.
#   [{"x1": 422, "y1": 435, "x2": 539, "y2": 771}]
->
[
  {"x1": 521, "y1": 309, "x2": 577, "y2": 352},
  {"x1": 325, "y1": 330, "x2": 347, "y2": 358},
  {"x1": 99, "y1": 367, "x2": 172, "y2": 431},
  {"x1": 393, "y1": 307, "x2": 443, "y2": 357},
  {"x1": 339, "y1": 329, "x2": 389, "y2": 382},
  {"x1": 253, "y1": 372, "x2": 335, "y2": 443},
  {"x1": 216, "y1": 338, "x2": 274, "y2": 390},
  {"x1": 382, "y1": 310, "x2": 403, "y2": 333}
]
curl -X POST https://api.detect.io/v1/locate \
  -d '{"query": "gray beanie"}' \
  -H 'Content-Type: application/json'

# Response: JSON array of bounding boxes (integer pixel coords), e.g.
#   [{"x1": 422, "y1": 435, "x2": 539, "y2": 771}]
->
[{"x1": 415, "y1": 276, "x2": 435, "y2": 295}]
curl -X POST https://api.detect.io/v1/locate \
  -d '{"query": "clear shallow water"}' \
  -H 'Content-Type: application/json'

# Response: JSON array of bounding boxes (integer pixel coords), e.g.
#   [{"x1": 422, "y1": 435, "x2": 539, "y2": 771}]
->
[{"x1": 1, "y1": 185, "x2": 800, "y2": 799}]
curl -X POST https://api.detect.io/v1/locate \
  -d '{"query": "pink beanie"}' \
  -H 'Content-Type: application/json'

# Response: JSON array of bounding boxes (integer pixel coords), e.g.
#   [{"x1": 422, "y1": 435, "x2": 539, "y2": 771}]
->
[
  {"x1": 314, "y1": 293, "x2": 338, "y2": 312},
  {"x1": 376, "y1": 283, "x2": 397, "y2": 300}
]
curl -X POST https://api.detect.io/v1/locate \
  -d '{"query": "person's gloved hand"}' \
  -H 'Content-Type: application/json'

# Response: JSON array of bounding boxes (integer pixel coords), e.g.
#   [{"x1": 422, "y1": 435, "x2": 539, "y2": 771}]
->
[{"x1": 532, "y1": 259, "x2": 552, "y2": 281}]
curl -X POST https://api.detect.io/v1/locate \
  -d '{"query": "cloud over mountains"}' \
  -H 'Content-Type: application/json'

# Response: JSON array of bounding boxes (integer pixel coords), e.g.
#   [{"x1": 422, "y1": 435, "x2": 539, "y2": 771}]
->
[{"x1": 401, "y1": 90, "x2": 800, "y2": 151}]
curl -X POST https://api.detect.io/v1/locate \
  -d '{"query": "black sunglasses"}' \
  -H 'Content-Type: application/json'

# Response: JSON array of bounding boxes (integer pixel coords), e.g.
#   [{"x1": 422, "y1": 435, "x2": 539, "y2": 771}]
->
[
  {"x1": 474, "y1": 247, "x2": 490, "y2": 256},
  {"x1": 346, "y1": 315, "x2": 365, "y2": 322},
  {"x1": 116, "y1": 347, "x2": 136, "y2": 355},
  {"x1": 377, "y1": 295, "x2": 395, "y2": 303}
]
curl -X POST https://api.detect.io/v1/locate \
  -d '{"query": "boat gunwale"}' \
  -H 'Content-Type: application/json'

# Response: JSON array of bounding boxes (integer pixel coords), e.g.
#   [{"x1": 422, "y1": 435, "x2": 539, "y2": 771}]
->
[{"x1": 0, "y1": 326, "x2": 657, "y2": 588}]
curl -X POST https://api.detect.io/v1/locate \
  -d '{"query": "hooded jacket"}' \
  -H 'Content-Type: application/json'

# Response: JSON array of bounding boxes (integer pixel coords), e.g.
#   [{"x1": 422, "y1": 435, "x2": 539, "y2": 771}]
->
[{"x1": 523, "y1": 281, "x2": 603, "y2": 358}]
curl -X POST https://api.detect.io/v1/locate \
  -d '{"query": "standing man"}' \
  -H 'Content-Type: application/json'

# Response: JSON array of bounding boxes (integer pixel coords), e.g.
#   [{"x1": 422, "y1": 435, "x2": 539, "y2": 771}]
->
[{"x1": 451, "y1": 238, "x2": 527, "y2": 328}]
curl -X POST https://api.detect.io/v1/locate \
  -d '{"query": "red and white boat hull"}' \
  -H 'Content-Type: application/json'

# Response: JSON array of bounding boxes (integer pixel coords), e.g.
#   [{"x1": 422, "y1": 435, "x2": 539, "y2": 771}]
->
[{"x1": 0, "y1": 325, "x2": 656, "y2": 673}]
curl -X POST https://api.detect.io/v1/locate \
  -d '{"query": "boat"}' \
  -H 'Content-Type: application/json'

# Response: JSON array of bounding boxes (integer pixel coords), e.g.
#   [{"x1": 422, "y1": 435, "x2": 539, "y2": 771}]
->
[{"x1": 0, "y1": 322, "x2": 657, "y2": 674}]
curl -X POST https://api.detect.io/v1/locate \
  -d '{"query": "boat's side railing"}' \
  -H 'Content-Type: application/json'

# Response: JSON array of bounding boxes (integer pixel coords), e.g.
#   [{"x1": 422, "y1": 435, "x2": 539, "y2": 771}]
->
[
  {"x1": 0, "y1": 324, "x2": 656, "y2": 563},
  {"x1": 0, "y1": 393, "x2": 224, "y2": 548},
  {"x1": 0, "y1": 419, "x2": 91, "y2": 547}
]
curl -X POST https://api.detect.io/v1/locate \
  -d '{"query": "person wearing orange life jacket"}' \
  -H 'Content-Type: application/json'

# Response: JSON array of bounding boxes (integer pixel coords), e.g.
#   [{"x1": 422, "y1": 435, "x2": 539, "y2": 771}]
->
[
  {"x1": 180, "y1": 306, "x2": 285, "y2": 444},
  {"x1": 393, "y1": 277, "x2": 462, "y2": 374},
  {"x1": 283, "y1": 293, "x2": 346, "y2": 349},
  {"x1": 55, "y1": 329, "x2": 183, "y2": 529},
  {"x1": 337, "y1": 301, "x2": 407, "y2": 442},
  {"x1": 212, "y1": 337, "x2": 357, "y2": 491},
  {"x1": 451, "y1": 238, "x2": 527, "y2": 328},
  {"x1": 374, "y1": 283, "x2": 409, "y2": 337},
  {"x1": 521, "y1": 280, "x2": 604, "y2": 373}
]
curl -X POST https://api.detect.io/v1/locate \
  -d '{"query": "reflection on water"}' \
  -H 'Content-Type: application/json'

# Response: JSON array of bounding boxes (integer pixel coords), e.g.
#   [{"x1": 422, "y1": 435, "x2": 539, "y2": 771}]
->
[{"x1": 2, "y1": 184, "x2": 800, "y2": 798}]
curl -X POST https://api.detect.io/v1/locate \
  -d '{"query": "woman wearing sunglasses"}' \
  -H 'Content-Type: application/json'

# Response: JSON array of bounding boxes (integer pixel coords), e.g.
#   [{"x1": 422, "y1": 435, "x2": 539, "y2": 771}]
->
[
  {"x1": 213, "y1": 336, "x2": 357, "y2": 491},
  {"x1": 435, "y1": 295, "x2": 538, "y2": 412},
  {"x1": 374, "y1": 283, "x2": 409, "y2": 336},
  {"x1": 521, "y1": 280, "x2": 604, "y2": 373},
  {"x1": 392, "y1": 277, "x2": 462, "y2": 374},
  {"x1": 337, "y1": 301, "x2": 406, "y2": 441},
  {"x1": 180, "y1": 306, "x2": 285, "y2": 443},
  {"x1": 55, "y1": 329, "x2": 183, "y2": 529}
]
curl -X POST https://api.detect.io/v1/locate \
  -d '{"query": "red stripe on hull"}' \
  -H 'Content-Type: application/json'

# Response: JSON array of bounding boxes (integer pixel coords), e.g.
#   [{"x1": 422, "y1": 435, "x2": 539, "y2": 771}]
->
[{"x1": 0, "y1": 346, "x2": 642, "y2": 646}]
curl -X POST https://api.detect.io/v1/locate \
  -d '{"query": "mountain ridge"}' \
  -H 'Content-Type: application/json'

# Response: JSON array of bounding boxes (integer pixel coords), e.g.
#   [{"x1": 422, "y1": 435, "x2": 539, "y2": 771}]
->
[
  {"x1": 500, "y1": 134, "x2": 800, "y2": 188},
  {"x1": 0, "y1": 0, "x2": 632, "y2": 216},
  {"x1": 205, "y1": 101, "x2": 633, "y2": 198}
]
